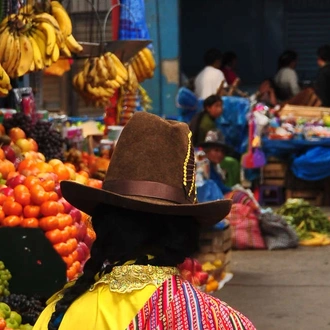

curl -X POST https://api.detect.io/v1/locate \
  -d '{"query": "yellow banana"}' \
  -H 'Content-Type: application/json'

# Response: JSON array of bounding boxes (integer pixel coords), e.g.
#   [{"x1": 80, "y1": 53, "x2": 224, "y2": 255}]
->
[
  {"x1": 51, "y1": 42, "x2": 60, "y2": 62},
  {"x1": 0, "y1": 14, "x2": 15, "y2": 33},
  {"x1": 104, "y1": 79, "x2": 121, "y2": 90},
  {"x1": 103, "y1": 53, "x2": 117, "y2": 79},
  {"x1": 0, "y1": 28, "x2": 11, "y2": 63},
  {"x1": 50, "y1": 1, "x2": 72, "y2": 37},
  {"x1": 29, "y1": 35, "x2": 44, "y2": 70},
  {"x1": 37, "y1": 21, "x2": 56, "y2": 56},
  {"x1": 16, "y1": 34, "x2": 34, "y2": 77},
  {"x1": 137, "y1": 51, "x2": 153, "y2": 79},
  {"x1": 107, "y1": 52, "x2": 128, "y2": 81},
  {"x1": 131, "y1": 57, "x2": 143, "y2": 82},
  {"x1": 96, "y1": 57, "x2": 109, "y2": 81},
  {"x1": 115, "y1": 74, "x2": 127, "y2": 86},
  {"x1": 126, "y1": 64, "x2": 139, "y2": 92},
  {"x1": 18, "y1": 3, "x2": 34, "y2": 15},
  {"x1": 33, "y1": 12, "x2": 65, "y2": 50},
  {"x1": 82, "y1": 59, "x2": 91, "y2": 78},
  {"x1": 1, "y1": 31, "x2": 15, "y2": 70},
  {"x1": 60, "y1": 43, "x2": 71, "y2": 58},
  {"x1": 0, "y1": 63, "x2": 11, "y2": 89},
  {"x1": 31, "y1": 29, "x2": 46, "y2": 65},
  {"x1": 65, "y1": 34, "x2": 83, "y2": 53},
  {"x1": 142, "y1": 47, "x2": 156, "y2": 70},
  {"x1": 6, "y1": 33, "x2": 21, "y2": 77},
  {"x1": 0, "y1": 86, "x2": 9, "y2": 96}
]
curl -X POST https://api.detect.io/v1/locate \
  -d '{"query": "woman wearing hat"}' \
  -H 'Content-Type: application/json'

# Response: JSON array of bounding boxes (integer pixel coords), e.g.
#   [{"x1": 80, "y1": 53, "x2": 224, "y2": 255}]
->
[
  {"x1": 200, "y1": 129, "x2": 240, "y2": 196},
  {"x1": 33, "y1": 112, "x2": 255, "y2": 330}
]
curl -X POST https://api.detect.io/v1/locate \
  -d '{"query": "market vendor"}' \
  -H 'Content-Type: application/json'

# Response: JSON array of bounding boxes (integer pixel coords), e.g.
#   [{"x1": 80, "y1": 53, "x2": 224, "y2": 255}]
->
[
  {"x1": 33, "y1": 112, "x2": 255, "y2": 330},
  {"x1": 200, "y1": 129, "x2": 240, "y2": 195},
  {"x1": 194, "y1": 48, "x2": 228, "y2": 100},
  {"x1": 189, "y1": 94, "x2": 223, "y2": 147}
]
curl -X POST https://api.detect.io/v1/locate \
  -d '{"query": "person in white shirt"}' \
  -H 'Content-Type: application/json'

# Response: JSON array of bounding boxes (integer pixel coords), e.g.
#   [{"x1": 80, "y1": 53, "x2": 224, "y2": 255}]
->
[
  {"x1": 274, "y1": 50, "x2": 300, "y2": 101},
  {"x1": 194, "y1": 48, "x2": 228, "y2": 100}
]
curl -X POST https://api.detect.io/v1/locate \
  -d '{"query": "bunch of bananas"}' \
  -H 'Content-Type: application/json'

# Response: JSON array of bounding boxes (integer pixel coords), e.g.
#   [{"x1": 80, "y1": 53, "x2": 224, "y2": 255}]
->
[
  {"x1": 138, "y1": 85, "x2": 153, "y2": 111},
  {"x1": 72, "y1": 52, "x2": 128, "y2": 107},
  {"x1": 0, "y1": 0, "x2": 82, "y2": 96},
  {"x1": 130, "y1": 47, "x2": 156, "y2": 83},
  {"x1": 0, "y1": 64, "x2": 11, "y2": 96}
]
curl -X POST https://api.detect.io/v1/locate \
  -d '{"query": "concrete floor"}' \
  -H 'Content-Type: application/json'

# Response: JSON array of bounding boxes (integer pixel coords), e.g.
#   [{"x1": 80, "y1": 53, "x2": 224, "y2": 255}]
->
[{"x1": 214, "y1": 247, "x2": 330, "y2": 330}]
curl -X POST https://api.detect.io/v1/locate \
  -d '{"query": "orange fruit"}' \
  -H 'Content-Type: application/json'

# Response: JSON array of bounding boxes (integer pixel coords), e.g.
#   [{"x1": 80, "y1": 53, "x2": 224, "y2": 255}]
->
[
  {"x1": 40, "y1": 201, "x2": 61, "y2": 216},
  {"x1": 23, "y1": 205, "x2": 41, "y2": 218},
  {"x1": 21, "y1": 217, "x2": 39, "y2": 228},
  {"x1": 53, "y1": 164, "x2": 70, "y2": 181},
  {"x1": 24, "y1": 176, "x2": 41, "y2": 190},
  {"x1": 13, "y1": 184, "x2": 31, "y2": 206},
  {"x1": 2, "y1": 200, "x2": 23, "y2": 216},
  {"x1": 0, "y1": 149, "x2": 5, "y2": 161},
  {"x1": 2, "y1": 215, "x2": 22, "y2": 227},
  {"x1": 30, "y1": 184, "x2": 49, "y2": 205}
]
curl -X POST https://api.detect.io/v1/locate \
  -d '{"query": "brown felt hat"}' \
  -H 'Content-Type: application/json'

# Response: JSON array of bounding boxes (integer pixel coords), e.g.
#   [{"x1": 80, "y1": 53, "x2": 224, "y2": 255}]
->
[
  {"x1": 60, "y1": 112, "x2": 232, "y2": 226},
  {"x1": 199, "y1": 129, "x2": 231, "y2": 153}
]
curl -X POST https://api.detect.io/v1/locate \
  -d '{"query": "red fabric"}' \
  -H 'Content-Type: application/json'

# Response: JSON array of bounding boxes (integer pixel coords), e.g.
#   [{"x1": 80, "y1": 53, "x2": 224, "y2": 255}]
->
[
  {"x1": 222, "y1": 67, "x2": 238, "y2": 85},
  {"x1": 227, "y1": 204, "x2": 266, "y2": 250}
]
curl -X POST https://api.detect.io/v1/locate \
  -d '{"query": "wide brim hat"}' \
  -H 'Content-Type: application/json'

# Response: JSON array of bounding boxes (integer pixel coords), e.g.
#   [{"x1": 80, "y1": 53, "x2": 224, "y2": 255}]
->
[
  {"x1": 199, "y1": 129, "x2": 231, "y2": 153},
  {"x1": 61, "y1": 112, "x2": 232, "y2": 226}
]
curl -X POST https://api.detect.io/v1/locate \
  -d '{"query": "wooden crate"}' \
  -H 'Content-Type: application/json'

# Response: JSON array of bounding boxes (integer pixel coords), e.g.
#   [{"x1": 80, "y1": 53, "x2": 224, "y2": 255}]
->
[
  {"x1": 198, "y1": 226, "x2": 232, "y2": 254},
  {"x1": 286, "y1": 189, "x2": 324, "y2": 206},
  {"x1": 262, "y1": 159, "x2": 287, "y2": 186},
  {"x1": 279, "y1": 104, "x2": 328, "y2": 120}
]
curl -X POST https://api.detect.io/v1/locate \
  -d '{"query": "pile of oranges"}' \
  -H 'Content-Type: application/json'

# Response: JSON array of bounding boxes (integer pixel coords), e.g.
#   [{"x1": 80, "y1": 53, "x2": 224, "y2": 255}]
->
[{"x1": 0, "y1": 128, "x2": 102, "y2": 281}]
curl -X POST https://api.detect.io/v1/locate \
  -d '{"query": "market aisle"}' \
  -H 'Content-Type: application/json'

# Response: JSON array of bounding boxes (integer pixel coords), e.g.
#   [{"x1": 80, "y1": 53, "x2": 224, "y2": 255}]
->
[{"x1": 215, "y1": 247, "x2": 330, "y2": 330}]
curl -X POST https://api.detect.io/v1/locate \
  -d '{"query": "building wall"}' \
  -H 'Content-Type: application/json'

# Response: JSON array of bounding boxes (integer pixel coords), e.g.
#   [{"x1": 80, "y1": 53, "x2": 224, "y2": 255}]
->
[{"x1": 143, "y1": 0, "x2": 180, "y2": 118}]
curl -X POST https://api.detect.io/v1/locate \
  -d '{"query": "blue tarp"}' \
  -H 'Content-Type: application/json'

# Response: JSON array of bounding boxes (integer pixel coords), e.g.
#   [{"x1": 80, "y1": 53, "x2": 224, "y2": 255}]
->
[
  {"x1": 197, "y1": 180, "x2": 224, "y2": 202},
  {"x1": 216, "y1": 96, "x2": 250, "y2": 155},
  {"x1": 118, "y1": 0, "x2": 150, "y2": 40},
  {"x1": 291, "y1": 146, "x2": 330, "y2": 181}
]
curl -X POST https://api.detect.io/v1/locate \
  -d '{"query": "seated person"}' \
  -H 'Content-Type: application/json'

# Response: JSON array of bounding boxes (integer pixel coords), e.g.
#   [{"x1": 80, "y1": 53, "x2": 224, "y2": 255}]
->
[
  {"x1": 200, "y1": 129, "x2": 240, "y2": 196},
  {"x1": 274, "y1": 50, "x2": 300, "y2": 101},
  {"x1": 189, "y1": 94, "x2": 223, "y2": 147}
]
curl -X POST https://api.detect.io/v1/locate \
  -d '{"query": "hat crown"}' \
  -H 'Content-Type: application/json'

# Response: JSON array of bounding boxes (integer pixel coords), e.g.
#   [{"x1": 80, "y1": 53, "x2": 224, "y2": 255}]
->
[
  {"x1": 204, "y1": 129, "x2": 225, "y2": 144},
  {"x1": 102, "y1": 112, "x2": 196, "y2": 204}
]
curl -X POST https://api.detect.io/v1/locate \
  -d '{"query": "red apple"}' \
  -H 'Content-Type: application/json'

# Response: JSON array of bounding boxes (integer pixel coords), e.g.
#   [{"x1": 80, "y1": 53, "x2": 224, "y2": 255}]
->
[
  {"x1": 194, "y1": 271, "x2": 209, "y2": 286},
  {"x1": 75, "y1": 222, "x2": 87, "y2": 241},
  {"x1": 9, "y1": 127, "x2": 26, "y2": 142},
  {"x1": 58, "y1": 197, "x2": 73, "y2": 213},
  {"x1": 83, "y1": 233, "x2": 94, "y2": 249},
  {"x1": 0, "y1": 186, "x2": 14, "y2": 196},
  {"x1": 178, "y1": 258, "x2": 194, "y2": 272},
  {"x1": 75, "y1": 245, "x2": 86, "y2": 262},
  {"x1": 16, "y1": 138, "x2": 32, "y2": 152},
  {"x1": 2, "y1": 145, "x2": 16, "y2": 162},
  {"x1": 192, "y1": 259, "x2": 202, "y2": 272},
  {"x1": 78, "y1": 241, "x2": 90, "y2": 258},
  {"x1": 6, "y1": 174, "x2": 26, "y2": 188},
  {"x1": 54, "y1": 182, "x2": 62, "y2": 198},
  {"x1": 69, "y1": 208, "x2": 82, "y2": 223}
]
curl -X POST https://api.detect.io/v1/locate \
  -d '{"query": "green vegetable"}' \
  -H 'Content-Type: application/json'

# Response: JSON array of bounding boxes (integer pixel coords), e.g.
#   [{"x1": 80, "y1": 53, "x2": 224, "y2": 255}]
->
[{"x1": 275, "y1": 198, "x2": 330, "y2": 239}]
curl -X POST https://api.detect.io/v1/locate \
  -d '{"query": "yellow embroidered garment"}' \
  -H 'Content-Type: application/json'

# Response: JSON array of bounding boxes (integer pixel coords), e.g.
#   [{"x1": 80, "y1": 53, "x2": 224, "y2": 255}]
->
[{"x1": 32, "y1": 265, "x2": 179, "y2": 330}]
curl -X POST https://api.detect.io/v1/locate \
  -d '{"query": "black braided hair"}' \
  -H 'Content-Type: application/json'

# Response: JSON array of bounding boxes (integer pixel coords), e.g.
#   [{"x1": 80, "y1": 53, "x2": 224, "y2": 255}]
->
[{"x1": 48, "y1": 203, "x2": 201, "y2": 330}]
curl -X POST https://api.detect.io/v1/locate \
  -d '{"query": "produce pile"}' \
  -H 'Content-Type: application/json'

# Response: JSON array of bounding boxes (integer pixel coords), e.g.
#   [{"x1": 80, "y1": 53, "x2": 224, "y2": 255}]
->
[
  {"x1": 276, "y1": 198, "x2": 330, "y2": 246},
  {"x1": 2, "y1": 112, "x2": 64, "y2": 161},
  {"x1": 0, "y1": 122, "x2": 99, "y2": 280},
  {"x1": 0, "y1": 260, "x2": 35, "y2": 330},
  {"x1": 178, "y1": 258, "x2": 226, "y2": 293},
  {"x1": 0, "y1": 0, "x2": 82, "y2": 96}
]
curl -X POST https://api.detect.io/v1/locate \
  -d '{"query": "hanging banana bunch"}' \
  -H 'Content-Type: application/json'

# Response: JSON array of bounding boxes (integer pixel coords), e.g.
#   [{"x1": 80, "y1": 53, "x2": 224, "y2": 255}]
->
[
  {"x1": 0, "y1": 0, "x2": 83, "y2": 96},
  {"x1": 72, "y1": 52, "x2": 129, "y2": 107},
  {"x1": 130, "y1": 47, "x2": 156, "y2": 83},
  {"x1": 138, "y1": 84, "x2": 153, "y2": 112}
]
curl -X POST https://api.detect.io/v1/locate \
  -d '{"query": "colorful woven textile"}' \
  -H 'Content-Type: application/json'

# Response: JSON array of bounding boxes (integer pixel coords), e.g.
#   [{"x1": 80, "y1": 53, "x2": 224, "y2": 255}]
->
[
  {"x1": 226, "y1": 204, "x2": 266, "y2": 250},
  {"x1": 127, "y1": 275, "x2": 256, "y2": 330}
]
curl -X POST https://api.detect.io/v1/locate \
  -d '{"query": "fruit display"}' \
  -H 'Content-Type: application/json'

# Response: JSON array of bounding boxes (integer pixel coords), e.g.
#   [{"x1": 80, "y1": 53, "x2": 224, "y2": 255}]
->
[
  {"x1": 0, "y1": 294, "x2": 43, "y2": 328},
  {"x1": 2, "y1": 112, "x2": 64, "y2": 161},
  {"x1": 0, "y1": 0, "x2": 83, "y2": 97},
  {"x1": 0, "y1": 261, "x2": 11, "y2": 298},
  {"x1": 178, "y1": 258, "x2": 209, "y2": 288},
  {"x1": 0, "y1": 122, "x2": 100, "y2": 281},
  {"x1": 130, "y1": 47, "x2": 156, "y2": 83},
  {"x1": 72, "y1": 52, "x2": 128, "y2": 107}
]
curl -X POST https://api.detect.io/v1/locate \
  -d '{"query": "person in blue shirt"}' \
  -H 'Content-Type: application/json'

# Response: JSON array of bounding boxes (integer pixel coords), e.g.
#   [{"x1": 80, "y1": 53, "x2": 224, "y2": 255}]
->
[{"x1": 200, "y1": 129, "x2": 239, "y2": 195}]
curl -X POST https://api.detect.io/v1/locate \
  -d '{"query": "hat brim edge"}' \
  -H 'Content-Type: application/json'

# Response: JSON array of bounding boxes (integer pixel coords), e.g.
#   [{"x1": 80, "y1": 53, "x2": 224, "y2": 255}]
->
[{"x1": 60, "y1": 181, "x2": 232, "y2": 227}]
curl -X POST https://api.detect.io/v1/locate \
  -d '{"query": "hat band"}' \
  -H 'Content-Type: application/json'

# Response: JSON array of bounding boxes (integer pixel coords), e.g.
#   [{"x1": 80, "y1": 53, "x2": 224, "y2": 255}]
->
[{"x1": 103, "y1": 180, "x2": 193, "y2": 204}]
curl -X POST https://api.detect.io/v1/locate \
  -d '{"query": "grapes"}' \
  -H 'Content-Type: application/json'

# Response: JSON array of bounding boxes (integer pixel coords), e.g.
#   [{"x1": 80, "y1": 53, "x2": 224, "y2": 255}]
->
[
  {"x1": 0, "y1": 293, "x2": 45, "y2": 325},
  {"x1": 0, "y1": 261, "x2": 11, "y2": 298},
  {"x1": 3, "y1": 113, "x2": 64, "y2": 162},
  {"x1": 30, "y1": 121, "x2": 64, "y2": 162},
  {"x1": 2, "y1": 112, "x2": 33, "y2": 136}
]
